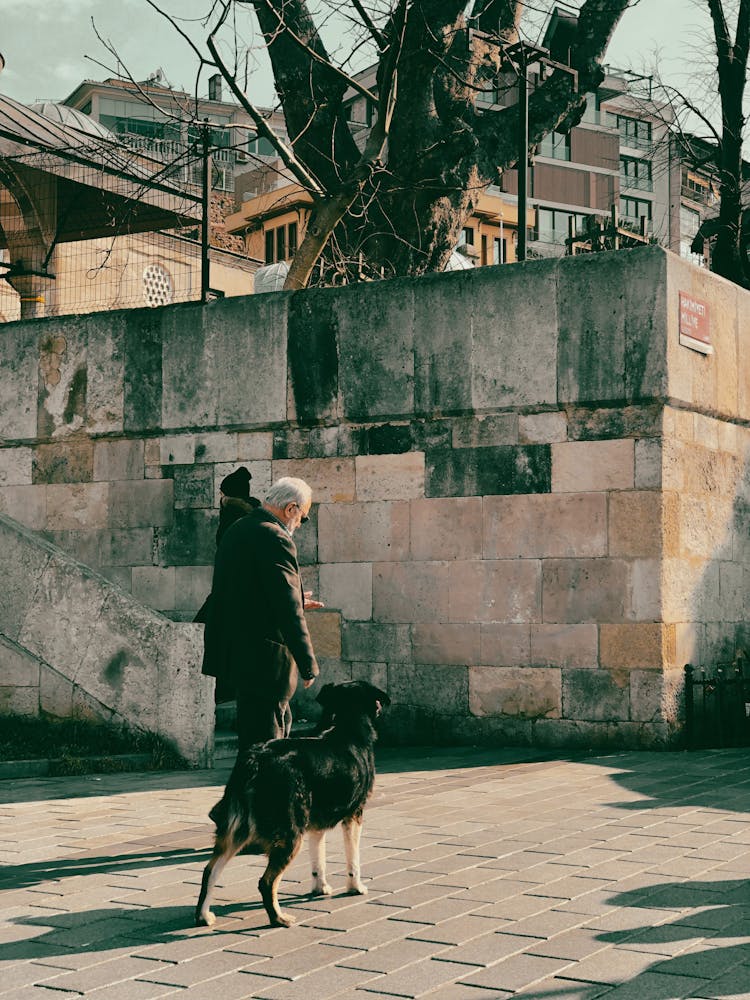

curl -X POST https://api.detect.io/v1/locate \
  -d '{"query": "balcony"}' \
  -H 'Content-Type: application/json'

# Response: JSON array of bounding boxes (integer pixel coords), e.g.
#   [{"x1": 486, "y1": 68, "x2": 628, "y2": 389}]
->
[
  {"x1": 620, "y1": 173, "x2": 654, "y2": 193},
  {"x1": 681, "y1": 182, "x2": 717, "y2": 206}
]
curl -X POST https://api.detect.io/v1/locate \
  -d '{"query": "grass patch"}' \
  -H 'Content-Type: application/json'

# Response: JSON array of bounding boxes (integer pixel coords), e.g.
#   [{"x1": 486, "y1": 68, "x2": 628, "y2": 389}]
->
[{"x1": 0, "y1": 715, "x2": 188, "y2": 774}]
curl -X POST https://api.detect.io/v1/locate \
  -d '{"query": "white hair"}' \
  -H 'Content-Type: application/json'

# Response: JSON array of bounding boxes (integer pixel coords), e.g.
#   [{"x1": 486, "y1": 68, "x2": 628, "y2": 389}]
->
[{"x1": 264, "y1": 476, "x2": 312, "y2": 509}]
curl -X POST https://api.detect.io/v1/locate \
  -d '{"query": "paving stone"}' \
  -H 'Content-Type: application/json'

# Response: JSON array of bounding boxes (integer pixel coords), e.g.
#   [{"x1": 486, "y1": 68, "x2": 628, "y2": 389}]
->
[
  {"x1": 357, "y1": 957, "x2": 479, "y2": 998},
  {"x1": 337, "y1": 937, "x2": 445, "y2": 973},
  {"x1": 460, "y1": 952, "x2": 574, "y2": 991}
]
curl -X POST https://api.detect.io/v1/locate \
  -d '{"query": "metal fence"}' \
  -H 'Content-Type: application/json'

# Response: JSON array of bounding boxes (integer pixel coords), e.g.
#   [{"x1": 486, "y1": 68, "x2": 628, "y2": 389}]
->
[{"x1": 684, "y1": 655, "x2": 750, "y2": 750}]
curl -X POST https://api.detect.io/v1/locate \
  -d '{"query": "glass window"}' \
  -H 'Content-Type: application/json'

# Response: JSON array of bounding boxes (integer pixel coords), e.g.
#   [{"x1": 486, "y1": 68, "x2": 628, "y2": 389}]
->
[
  {"x1": 538, "y1": 131, "x2": 571, "y2": 161},
  {"x1": 493, "y1": 237, "x2": 506, "y2": 264},
  {"x1": 288, "y1": 221, "x2": 298, "y2": 256},
  {"x1": 621, "y1": 197, "x2": 652, "y2": 220},
  {"x1": 276, "y1": 225, "x2": 286, "y2": 262},
  {"x1": 462, "y1": 227, "x2": 474, "y2": 246},
  {"x1": 265, "y1": 229, "x2": 275, "y2": 264}
]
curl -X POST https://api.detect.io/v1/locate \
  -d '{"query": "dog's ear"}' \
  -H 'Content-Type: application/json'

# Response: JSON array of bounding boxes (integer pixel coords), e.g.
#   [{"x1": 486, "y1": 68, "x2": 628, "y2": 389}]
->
[
  {"x1": 370, "y1": 685, "x2": 391, "y2": 707},
  {"x1": 316, "y1": 684, "x2": 336, "y2": 708}
]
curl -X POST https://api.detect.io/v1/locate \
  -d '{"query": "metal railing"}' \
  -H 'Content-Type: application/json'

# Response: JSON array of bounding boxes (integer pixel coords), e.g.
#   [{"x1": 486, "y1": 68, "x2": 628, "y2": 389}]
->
[
  {"x1": 620, "y1": 173, "x2": 654, "y2": 193},
  {"x1": 684, "y1": 655, "x2": 750, "y2": 749}
]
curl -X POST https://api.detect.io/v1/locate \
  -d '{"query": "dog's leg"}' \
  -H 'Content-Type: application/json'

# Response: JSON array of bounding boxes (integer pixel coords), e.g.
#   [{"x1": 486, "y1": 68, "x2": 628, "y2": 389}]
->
[
  {"x1": 342, "y1": 816, "x2": 367, "y2": 895},
  {"x1": 258, "y1": 837, "x2": 302, "y2": 928},
  {"x1": 195, "y1": 836, "x2": 239, "y2": 927},
  {"x1": 308, "y1": 829, "x2": 332, "y2": 896}
]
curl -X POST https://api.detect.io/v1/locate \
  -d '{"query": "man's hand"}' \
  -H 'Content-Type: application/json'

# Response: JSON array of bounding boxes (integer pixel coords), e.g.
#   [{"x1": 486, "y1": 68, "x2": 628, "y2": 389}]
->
[
  {"x1": 304, "y1": 590, "x2": 325, "y2": 610},
  {"x1": 302, "y1": 677, "x2": 316, "y2": 689}
]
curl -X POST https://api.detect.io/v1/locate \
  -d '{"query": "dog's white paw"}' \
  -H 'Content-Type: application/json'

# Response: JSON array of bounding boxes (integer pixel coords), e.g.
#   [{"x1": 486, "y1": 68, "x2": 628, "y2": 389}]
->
[
  {"x1": 195, "y1": 909, "x2": 216, "y2": 927},
  {"x1": 346, "y1": 881, "x2": 368, "y2": 895},
  {"x1": 272, "y1": 911, "x2": 296, "y2": 928},
  {"x1": 311, "y1": 880, "x2": 333, "y2": 897}
]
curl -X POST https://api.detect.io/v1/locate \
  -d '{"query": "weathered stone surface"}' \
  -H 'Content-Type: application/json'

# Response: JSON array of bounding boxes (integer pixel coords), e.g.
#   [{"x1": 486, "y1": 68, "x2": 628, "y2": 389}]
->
[
  {"x1": 452, "y1": 415, "x2": 519, "y2": 449},
  {"x1": 46, "y1": 483, "x2": 109, "y2": 530},
  {"x1": 562, "y1": 668, "x2": 630, "y2": 722},
  {"x1": 214, "y1": 459, "x2": 271, "y2": 505},
  {"x1": 410, "y1": 497, "x2": 482, "y2": 561},
  {"x1": 160, "y1": 435, "x2": 196, "y2": 466},
  {"x1": 635, "y1": 439, "x2": 662, "y2": 489},
  {"x1": 427, "y1": 444, "x2": 551, "y2": 498},
  {"x1": 273, "y1": 428, "x2": 310, "y2": 459},
  {"x1": 42, "y1": 529, "x2": 102, "y2": 569},
  {"x1": 0, "y1": 485, "x2": 47, "y2": 531},
  {"x1": 0, "y1": 634, "x2": 41, "y2": 686},
  {"x1": 173, "y1": 464, "x2": 214, "y2": 509},
  {"x1": 558, "y1": 246, "x2": 667, "y2": 405},
  {"x1": 448, "y1": 559, "x2": 541, "y2": 624},
  {"x1": 0, "y1": 515, "x2": 52, "y2": 641},
  {"x1": 387, "y1": 662, "x2": 469, "y2": 715},
  {"x1": 484, "y1": 493, "x2": 606, "y2": 559},
  {"x1": 86, "y1": 312, "x2": 125, "y2": 435},
  {"x1": 363, "y1": 423, "x2": 413, "y2": 455},
  {"x1": 609, "y1": 491, "x2": 675, "y2": 558},
  {"x1": 356, "y1": 452, "x2": 425, "y2": 501},
  {"x1": 238, "y1": 431, "x2": 274, "y2": 461},
  {"x1": 0, "y1": 447, "x2": 32, "y2": 487},
  {"x1": 319, "y1": 501, "x2": 409, "y2": 563},
  {"x1": 530, "y1": 624, "x2": 598, "y2": 669},
  {"x1": 109, "y1": 480, "x2": 173, "y2": 529},
  {"x1": 194, "y1": 431, "x2": 237, "y2": 463},
  {"x1": 174, "y1": 565, "x2": 213, "y2": 612},
  {"x1": 93, "y1": 439, "x2": 144, "y2": 482},
  {"x1": 470, "y1": 259, "x2": 559, "y2": 409},
  {"x1": 542, "y1": 559, "x2": 632, "y2": 623},
  {"x1": 342, "y1": 621, "x2": 412, "y2": 662},
  {"x1": 630, "y1": 668, "x2": 683, "y2": 724},
  {"x1": 338, "y1": 280, "x2": 415, "y2": 421},
  {"x1": 470, "y1": 665, "x2": 561, "y2": 719},
  {"x1": 552, "y1": 439, "x2": 635, "y2": 492},
  {"x1": 155, "y1": 508, "x2": 214, "y2": 566},
  {"x1": 479, "y1": 624, "x2": 530, "y2": 666},
  {"x1": 307, "y1": 610, "x2": 342, "y2": 658},
  {"x1": 0, "y1": 685, "x2": 39, "y2": 715},
  {"x1": 319, "y1": 563, "x2": 373, "y2": 621},
  {"x1": 519, "y1": 411, "x2": 567, "y2": 444},
  {"x1": 33, "y1": 441, "x2": 94, "y2": 484},
  {"x1": 101, "y1": 528, "x2": 153, "y2": 567},
  {"x1": 600, "y1": 623, "x2": 675, "y2": 671},
  {"x1": 0, "y1": 320, "x2": 39, "y2": 439},
  {"x1": 567, "y1": 404, "x2": 662, "y2": 441},
  {"x1": 123, "y1": 308, "x2": 162, "y2": 433},
  {"x1": 373, "y1": 561, "x2": 452, "y2": 623},
  {"x1": 132, "y1": 566, "x2": 176, "y2": 611},
  {"x1": 414, "y1": 270, "x2": 473, "y2": 415},
  {"x1": 273, "y1": 457, "x2": 355, "y2": 503},
  {"x1": 39, "y1": 664, "x2": 74, "y2": 717},
  {"x1": 412, "y1": 623, "x2": 481, "y2": 665},
  {"x1": 288, "y1": 287, "x2": 339, "y2": 424}
]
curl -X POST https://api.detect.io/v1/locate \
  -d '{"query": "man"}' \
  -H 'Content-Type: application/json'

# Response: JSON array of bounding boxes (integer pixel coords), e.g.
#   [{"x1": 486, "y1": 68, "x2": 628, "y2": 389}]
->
[{"x1": 202, "y1": 476, "x2": 321, "y2": 751}]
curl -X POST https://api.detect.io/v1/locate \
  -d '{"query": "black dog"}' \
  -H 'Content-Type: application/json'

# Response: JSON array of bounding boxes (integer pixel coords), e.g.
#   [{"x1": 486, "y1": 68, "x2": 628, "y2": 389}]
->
[{"x1": 196, "y1": 680, "x2": 389, "y2": 928}]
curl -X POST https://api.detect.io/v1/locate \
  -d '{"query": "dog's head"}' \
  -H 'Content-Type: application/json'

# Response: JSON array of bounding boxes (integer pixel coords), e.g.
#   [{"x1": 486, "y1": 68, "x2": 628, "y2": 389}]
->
[{"x1": 316, "y1": 681, "x2": 390, "y2": 726}]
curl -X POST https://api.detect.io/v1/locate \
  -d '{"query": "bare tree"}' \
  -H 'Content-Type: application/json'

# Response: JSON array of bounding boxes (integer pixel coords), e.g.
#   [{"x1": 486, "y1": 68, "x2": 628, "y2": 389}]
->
[{"x1": 151, "y1": 1, "x2": 632, "y2": 289}]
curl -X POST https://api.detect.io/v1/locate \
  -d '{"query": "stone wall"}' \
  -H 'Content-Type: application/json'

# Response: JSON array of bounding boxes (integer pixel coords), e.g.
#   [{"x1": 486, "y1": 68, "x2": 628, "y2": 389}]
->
[{"x1": 0, "y1": 245, "x2": 747, "y2": 749}]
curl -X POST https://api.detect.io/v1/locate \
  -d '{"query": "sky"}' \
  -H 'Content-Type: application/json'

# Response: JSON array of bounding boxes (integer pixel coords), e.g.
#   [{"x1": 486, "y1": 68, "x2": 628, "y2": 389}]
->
[{"x1": 0, "y1": 0, "x2": 712, "y2": 109}]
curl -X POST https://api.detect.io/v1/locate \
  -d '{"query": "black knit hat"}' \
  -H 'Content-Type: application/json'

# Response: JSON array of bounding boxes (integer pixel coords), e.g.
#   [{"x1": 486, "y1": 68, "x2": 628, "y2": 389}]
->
[{"x1": 220, "y1": 466, "x2": 252, "y2": 500}]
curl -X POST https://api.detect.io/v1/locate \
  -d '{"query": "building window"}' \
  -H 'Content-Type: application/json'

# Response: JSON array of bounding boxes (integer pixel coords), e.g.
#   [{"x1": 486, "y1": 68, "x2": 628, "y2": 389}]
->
[
  {"x1": 288, "y1": 221, "x2": 298, "y2": 256},
  {"x1": 459, "y1": 227, "x2": 475, "y2": 246},
  {"x1": 620, "y1": 156, "x2": 652, "y2": 192},
  {"x1": 276, "y1": 226, "x2": 286, "y2": 263},
  {"x1": 607, "y1": 112, "x2": 652, "y2": 149},
  {"x1": 264, "y1": 221, "x2": 300, "y2": 264},
  {"x1": 265, "y1": 230, "x2": 275, "y2": 264},
  {"x1": 535, "y1": 207, "x2": 588, "y2": 245},
  {"x1": 538, "y1": 131, "x2": 571, "y2": 161},
  {"x1": 621, "y1": 196, "x2": 652, "y2": 221},
  {"x1": 142, "y1": 263, "x2": 174, "y2": 307},
  {"x1": 493, "y1": 237, "x2": 506, "y2": 265}
]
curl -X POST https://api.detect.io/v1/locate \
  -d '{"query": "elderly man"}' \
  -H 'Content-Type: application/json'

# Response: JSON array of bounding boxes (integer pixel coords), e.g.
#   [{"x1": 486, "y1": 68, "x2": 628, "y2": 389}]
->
[{"x1": 202, "y1": 476, "x2": 321, "y2": 751}]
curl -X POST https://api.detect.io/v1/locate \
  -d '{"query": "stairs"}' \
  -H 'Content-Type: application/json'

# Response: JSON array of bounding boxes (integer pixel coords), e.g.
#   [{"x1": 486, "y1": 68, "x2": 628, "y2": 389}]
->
[{"x1": 213, "y1": 698, "x2": 318, "y2": 766}]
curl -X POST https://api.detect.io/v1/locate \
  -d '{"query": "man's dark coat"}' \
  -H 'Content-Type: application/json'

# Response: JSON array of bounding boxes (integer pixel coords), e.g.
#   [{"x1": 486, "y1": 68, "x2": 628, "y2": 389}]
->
[{"x1": 202, "y1": 507, "x2": 318, "y2": 701}]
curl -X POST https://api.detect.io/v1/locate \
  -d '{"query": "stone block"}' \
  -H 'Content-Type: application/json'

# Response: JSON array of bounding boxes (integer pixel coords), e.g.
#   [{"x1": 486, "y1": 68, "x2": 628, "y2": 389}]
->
[
  {"x1": 214, "y1": 460, "x2": 271, "y2": 505},
  {"x1": 719, "y1": 561, "x2": 745, "y2": 621},
  {"x1": 109, "y1": 480, "x2": 173, "y2": 529},
  {"x1": 542, "y1": 558, "x2": 632, "y2": 623},
  {"x1": 351, "y1": 661, "x2": 388, "y2": 690},
  {"x1": 160, "y1": 435, "x2": 196, "y2": 465},
  {"x1": 319, "y1": 563, "x2": 373, "y2": 621},
  {"x1": 483, "y1": 493, "x2": 606, "y2": 558},
  {"x1": 355, "y1": 452, "x2": 425, "y2": 501},
  {"x1": 363, "y1": 423, "x2": 413, "y2": 455},
  {"x1": 410, "y1": 497, "x2": 482, "y2": 561},
  {"x1": 273, "y1": 428, "x2": 310, "y2": 459},
  {"x1": 479, "y1": 624, "x2": 530, "y2": 666},
  {"x1": 99, "y1": 566, "x2": 132, "y2": 592},
  {"x1": 448, "y1": 559, "x2": 541, "y2": 624},
  {"x1": 342, "y1": 622, "x2": 412, "y2": 662},
  {"x1": 132, "y1": 566, "x2": 177, "y2": 611},
  {"x1": 156, "y1": 620, "x2": 215, "y2": 766},
  {"x1": 373, "y1": 561, "x2": 452, "y2": 623},
  {"x1": 144, "y1": 438, "x2": 160, "y2": 465},
  {"x1": 0, "y1": 635, "x2": 41, "y2": 686},
  {"x1": 470, "y1": 665, "x2": 561, "y2": 719},
  {"x1": 519, "y1": 411, "x2": 567, "y2": 444},
  {"x1": 551, "y1": 439, "x2": 635, "y2": 492},
  {"x1": 0, "y1": 485, "x2": 47, "y2": 530},
  {"x1": 530, "y1": 624, "x2": 598, "y2": 669},
  {"x1": 0, "y1": 447, "x2": 32, "y2": 486},
  {"x1": 319, "y1": 500, "x2": 409, "y2": 563},
  {"x1": 288, "y1": 287, "x2": 339, "y2": 424},
  {"x1": 566, "y1": 403, "x2": 662, "y2": 441},
  {"x1": 272, "y1": 457, "x2": 355, "y2": 503},
  {"x1": 194, "y1": 431, "x2": 237, "y2": 463},
  {"x1": 600, "y1": 623, "x2": 675, "y2": 670},
  {"x1": 452, "y1": 415, "x2": 519, "y2": 448},
  {"x1": 0, "y1": 686, "x2": 39, "y2": 715},
  {"x1": 43, "y1": 529, "x2": 102, "y2": 569},
  {"x1": 36, "y1": 318, "x2": 89, "y2": 438},
  {"x1": 46, "y1": 483, "x2": 109, "y2": 530},
  {"x1": 173, "y1": 464, "x2": 214, "y2": 509},
  {"x1": 174, "y1": 565, "x2": 214, "y2": 613},
  {"x1": 635, "y1": 439, "x2": 662, "y2": 489},
  {"x1": 86, "y1": 311, "x2": 125, "y2": 435},
  {"x1": 427, "y1": 444, "x2": 551, "y2": 498},
  {"x1": 33, "y1": 441, "x2": 94, "y2": 484},
  {"x1": 0, "y1": 516, "x2": 52, "y2": 641},
  {"x1": 562, "y1": 668, "x2": 630, "y2": 722},
  {"x1": 470, "y1": 259, "x2": 559, "y2": 409},
  {"x1": 412, "y1": 623, "x2": 481, "y2": 665},
  {"x1": 414, "y1": 270, "x2": 474, "y2": 414},
  {"x1": 308, "y1": 610, "x2": 342, "y2": 658},
  {"x1": 294, "y1": 503, "x2": 318, "y2": 566},
  {"x1": 309, "y1": 426, "x2": 341, "y2": 458},
  {"x1": 123, "y1": 309, "x2": 162, "y2": 433},
  {"x1": 387, "y1": 662, "x2": 469, "y2": 715},
  {"x1": 558, "y1": 246, "x2": 667, "y2": 405},
  {"x1": 238, "y1": 431, "x2": 274, "y2": 461},
  {"x1": 0, "y1": 320, "x2": 39, "y2": 439},
  {"x1": 609, "y1": 491, "x2": 673, "y2": 558},
  {"x1": 39, "y1": 664, "x2": 74, "y2": 717},
  {"x1": 93, "y1": 439, "x2": 144, "y2": 481},
  {"x1": 101, "y1": 528, "x2": 153, "y2": 567},
  {"x1": 630, "y1": 558, "x2": 662, "y2": 620},
  {"x1": 155, "y1": 508, "x2": 215, "y2": 566},
  {"x1": 630, "y1": 669, "x2": 683, "y2": 724},
  {"x1": 679, "y1": 494, "x2": 733, "y2": 559}
]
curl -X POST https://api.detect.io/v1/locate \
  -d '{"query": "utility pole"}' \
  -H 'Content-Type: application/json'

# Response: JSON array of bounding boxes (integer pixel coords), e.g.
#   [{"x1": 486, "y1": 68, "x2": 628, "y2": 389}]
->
[{"x1": 200, "y1": 121, "x2": 211, "y2": 304}]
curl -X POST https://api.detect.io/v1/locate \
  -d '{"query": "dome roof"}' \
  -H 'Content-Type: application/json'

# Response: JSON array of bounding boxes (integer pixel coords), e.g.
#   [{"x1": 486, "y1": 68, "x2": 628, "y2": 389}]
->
[{"x1": 30, "y1": 102, "x2": 114, "y2": 141}]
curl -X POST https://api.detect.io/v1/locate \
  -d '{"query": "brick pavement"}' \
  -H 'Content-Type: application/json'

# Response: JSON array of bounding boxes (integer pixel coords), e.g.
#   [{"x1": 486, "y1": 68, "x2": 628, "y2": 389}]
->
[{"x1": 1, "y1": 747, "x2": 750, "y2": 999}]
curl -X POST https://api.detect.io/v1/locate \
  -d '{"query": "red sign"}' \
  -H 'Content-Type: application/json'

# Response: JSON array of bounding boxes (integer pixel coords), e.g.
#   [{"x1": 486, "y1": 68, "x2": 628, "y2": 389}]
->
[{"x1": 679, "y1": 292, "x2": 712, "y2": 353}]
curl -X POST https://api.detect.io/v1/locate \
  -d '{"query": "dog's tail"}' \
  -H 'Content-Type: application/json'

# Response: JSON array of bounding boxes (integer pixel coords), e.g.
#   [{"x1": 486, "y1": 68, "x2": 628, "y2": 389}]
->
[{"x1": 213, "y1": 749, "x2": 263, "y2": 840}]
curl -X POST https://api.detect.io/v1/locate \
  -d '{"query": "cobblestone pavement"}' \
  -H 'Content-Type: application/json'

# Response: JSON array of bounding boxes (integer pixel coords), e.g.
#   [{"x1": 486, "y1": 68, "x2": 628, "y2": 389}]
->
[{"x1": 1, "y1": 746, "x2": 750, "y2": 1000}]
